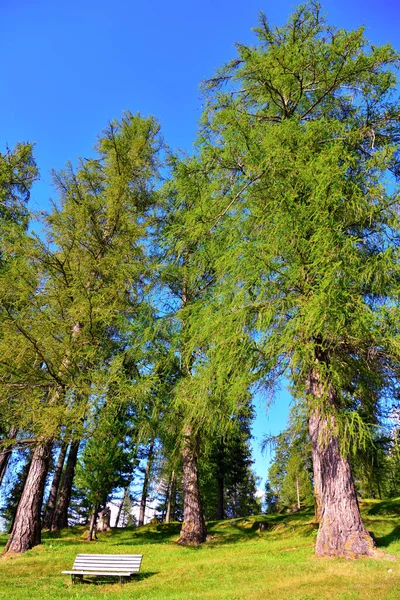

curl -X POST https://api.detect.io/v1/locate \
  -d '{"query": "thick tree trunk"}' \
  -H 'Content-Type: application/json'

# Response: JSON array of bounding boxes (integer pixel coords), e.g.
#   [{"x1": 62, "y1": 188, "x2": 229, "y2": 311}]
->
[
  {"x1": 0, "y1": 427, "x2": 17, "y2": 487},
  {"x1": 3, "y1": 440, "x2": 52, "y2": 554},
  {"x1": 51, "y1": 439, "x2": 80, "y2": 531},
  {"x1": 42, "y1": 441, "x2": 68, "y2": 529},
  {"x1": 307, "y1": 366, "x2": 384, "y2": 558},
  {"x1": 138, "y1": 438, "x2": 154, "y2": 527},
  {"x1": 165, "y1": 470, "x2": 175, "y2": 524},
  {"x1": 178, "y1": 427, "x2": 207, "y2": 545},
  {"x1": 217, "y1": 476, "x2": 224, "y2": 520}
]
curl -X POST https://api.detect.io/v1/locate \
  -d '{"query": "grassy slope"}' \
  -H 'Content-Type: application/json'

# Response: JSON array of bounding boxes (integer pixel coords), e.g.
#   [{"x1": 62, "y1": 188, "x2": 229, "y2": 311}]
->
[{"x1": 1, "y1": 500, "x2": 400, "y2": 600}]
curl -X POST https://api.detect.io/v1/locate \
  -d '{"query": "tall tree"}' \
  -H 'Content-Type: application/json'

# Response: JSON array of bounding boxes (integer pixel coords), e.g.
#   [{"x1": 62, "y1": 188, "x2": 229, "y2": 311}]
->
[
  {"x1": 175, "y1": 2, "x2": 400, "y2": 557},
  {"x1": 1, "y1": 112, "x2": 162, "y2": 553}
]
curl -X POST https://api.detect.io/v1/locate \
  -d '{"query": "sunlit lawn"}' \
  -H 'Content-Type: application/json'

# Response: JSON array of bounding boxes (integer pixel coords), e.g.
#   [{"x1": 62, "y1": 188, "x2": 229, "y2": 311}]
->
[{"x1": 1, "y1": 500, "x2": 400, "y2": 599}]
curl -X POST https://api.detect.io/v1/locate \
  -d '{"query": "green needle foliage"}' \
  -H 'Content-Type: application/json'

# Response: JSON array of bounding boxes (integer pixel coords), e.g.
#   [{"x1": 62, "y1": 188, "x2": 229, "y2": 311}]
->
[
  {"x1": 170, "y1": 1, "x2": 400, "y2": 556},
  {"x1": 176, "y1": 0, "x2": 400, "y2": 455},
  {"x1": 0, "y1": 113, "x2": 162, "y2": 442}
]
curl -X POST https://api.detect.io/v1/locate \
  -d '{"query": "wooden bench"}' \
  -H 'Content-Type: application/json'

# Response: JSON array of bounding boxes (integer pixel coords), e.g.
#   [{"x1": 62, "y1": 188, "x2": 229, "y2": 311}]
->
[{"x1": 62, "y1": 553, "x2": 143, "y2": 586}]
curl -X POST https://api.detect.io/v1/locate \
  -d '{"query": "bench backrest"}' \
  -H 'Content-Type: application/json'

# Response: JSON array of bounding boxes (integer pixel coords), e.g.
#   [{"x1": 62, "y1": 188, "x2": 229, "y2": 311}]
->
[{"x1": 72, "y1": 554, "x2": 143, "y2": 573}]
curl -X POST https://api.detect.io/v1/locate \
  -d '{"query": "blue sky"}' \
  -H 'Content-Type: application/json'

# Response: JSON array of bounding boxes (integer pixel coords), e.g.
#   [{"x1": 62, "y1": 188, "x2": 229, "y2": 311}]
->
[{"x1": 2, "y1": 0, "x2": 399, "y2": 487}]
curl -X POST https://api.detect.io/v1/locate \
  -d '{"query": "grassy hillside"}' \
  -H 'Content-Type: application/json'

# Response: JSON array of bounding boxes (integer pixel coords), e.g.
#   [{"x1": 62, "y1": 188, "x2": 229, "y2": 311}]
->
[{"x1": 1, "y1": 500, "x2": 400, "y2": 600}]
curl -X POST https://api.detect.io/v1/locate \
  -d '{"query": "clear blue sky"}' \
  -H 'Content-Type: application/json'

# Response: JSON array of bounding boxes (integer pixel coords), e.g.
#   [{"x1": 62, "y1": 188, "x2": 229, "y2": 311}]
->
[{"x1": 2, "y1": 0, "x2": 399, "y2": 487}]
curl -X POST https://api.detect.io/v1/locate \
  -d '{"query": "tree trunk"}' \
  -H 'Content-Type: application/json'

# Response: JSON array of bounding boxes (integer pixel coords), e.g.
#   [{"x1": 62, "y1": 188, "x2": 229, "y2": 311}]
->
[
  {"x1": 0, "y1": 427, "x2": 17, "y2": 487},
  {"x1": 178, "y1": 426, "x2": 207, "y2": 545},
  {"x1": 115, "y1": 487, "x2": 128, "y2": 527},
  {"x1": 296, "y1": 476, "x2": 301, "y2": 511},
  {"x1": 42, "y1": 441, "x2": 68, "y2": 529},
  {"x1": 51, "y1": 439, "x2": 80, "y2": 531},
  {"x1": 3, "y1": 440, "x2": 52, "y2": 554},
  {"x1": 165, "y1": 470, "x2": 175, "y2": 524},
  {"x1": 217, "y1": 475, "x2": 224, "y2": 520},
  {"x1": 97, "y1": 507, "x2": 111, "y2": 531},
  {"x1": 307, "y1": 366, "x2": 384, "y2": 558},
  {"x1": 88, "y1": 505, "x2": 99, "y2": 541},
  {"x1": 138, "y1": 438, "x2": 154, "y2": 527}
]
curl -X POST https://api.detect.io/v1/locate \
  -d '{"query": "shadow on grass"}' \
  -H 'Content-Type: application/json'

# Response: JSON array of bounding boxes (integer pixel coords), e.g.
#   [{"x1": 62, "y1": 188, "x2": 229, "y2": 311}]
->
[
  {"x1": 366, "y1": 500, "x2": 400, "y2": 517},
  {"x1": 372, "y1": 526, "x2": 400, "y2": 549},
  {"x1": 70, "y1": 571, "x2": 158, "y2": 586},
  {"x1": 204, "y1": 511, "x2": 317, "y2": 546},
  {"x1": 113, "y1": 523, "x2": 182, "y2": 546}
]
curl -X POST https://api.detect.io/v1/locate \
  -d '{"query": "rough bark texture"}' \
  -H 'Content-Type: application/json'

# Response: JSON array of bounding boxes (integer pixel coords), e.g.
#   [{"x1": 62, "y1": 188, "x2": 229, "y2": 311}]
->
[
  {"x1": 178, "y1": 427, "x2": 207, "y2": 545},
  {"x1": 42, "y1": 441, "x2": 68, "y2": 529},
  {"x1": 138, "y1": 439, "x2": 154, "y2": 527},
  {"x1": 0, "y1": 427, "x2": 17, "y2": 487},
  {"x1": 51, "y1": 439, "x2": 80, "y2": 531},
  {"x1": 165, "y1": 470, "x2": 175, "y2": 524},
  {"x1": 308, "y1": 366, "x2": 385, "y2": 559},
  {"x1": 3, "y1": 440, "x2": 52, "y2": 554}
]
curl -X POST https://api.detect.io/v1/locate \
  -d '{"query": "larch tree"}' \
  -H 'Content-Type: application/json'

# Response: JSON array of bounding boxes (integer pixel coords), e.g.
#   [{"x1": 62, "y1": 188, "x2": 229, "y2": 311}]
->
[
  {"x1": 174, "y1": 2, "x2": 400, "y2": 558},
  {"x1": 157, "y1": 155, "x2": 260, "y2": 543},
  {"x1": 1, "y1": 112, "x2": 162, "y2": 553}
]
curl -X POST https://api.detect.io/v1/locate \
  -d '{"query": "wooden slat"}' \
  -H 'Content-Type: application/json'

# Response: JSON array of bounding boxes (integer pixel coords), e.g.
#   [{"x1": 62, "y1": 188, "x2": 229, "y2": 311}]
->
[
  {"x1": 62, "y1": 570, "x2": 132, "y2": 576},
  {"x1": 73, "y1": 563, "x2": 140, "y2": 569},
  {"x1": 76, "y1": 554, "x2": 143, "y2": 559},
  {"x1": 74, "y1": 560, "x2": 141, "y2": 563},
  {"x1": 73, "y1": 565, "x2": 139, "y2": 572}
]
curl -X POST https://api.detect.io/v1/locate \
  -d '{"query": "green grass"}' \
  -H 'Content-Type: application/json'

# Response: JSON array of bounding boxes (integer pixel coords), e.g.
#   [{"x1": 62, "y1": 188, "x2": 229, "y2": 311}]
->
[{"x1": 1, "y1": 500, "x2": 400, "y2": 599}]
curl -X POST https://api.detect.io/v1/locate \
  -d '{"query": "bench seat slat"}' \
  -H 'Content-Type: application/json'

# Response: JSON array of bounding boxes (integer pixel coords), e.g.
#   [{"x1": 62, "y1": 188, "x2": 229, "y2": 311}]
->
[
  {"x1": 73, "y1": 564, "x2": 140, "y2": 569},
  {"x1": 72, "y1": 565, "x2": 139, "y2": 572},
  {"x1": 62, "y1": 571, "x2": 133, "y2": 576},
  {"x1": 75, "y1": 554, "x2": 142, "y2": 557},
  {"x1": 73, "y1": 560, "x2": 141, "y2": 564}
]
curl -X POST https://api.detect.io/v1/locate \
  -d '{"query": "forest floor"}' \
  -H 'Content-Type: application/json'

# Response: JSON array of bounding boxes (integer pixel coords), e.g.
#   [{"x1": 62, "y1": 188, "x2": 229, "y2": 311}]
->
[{"x1": 1, "y1": 499, "x2": 400, "y2": 599}]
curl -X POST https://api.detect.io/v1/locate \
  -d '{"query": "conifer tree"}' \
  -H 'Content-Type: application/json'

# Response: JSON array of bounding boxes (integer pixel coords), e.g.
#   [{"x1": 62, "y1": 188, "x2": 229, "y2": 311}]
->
[
  {"x1": 1, "y1": 112, "x2": 162, "y2": 553},
  {"x1": 175, "y1": 2, "x2": 400, "y2": 557}
]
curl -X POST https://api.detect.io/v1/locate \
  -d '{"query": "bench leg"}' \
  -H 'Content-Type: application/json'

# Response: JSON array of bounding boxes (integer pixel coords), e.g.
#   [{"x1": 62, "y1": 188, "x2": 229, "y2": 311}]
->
[{"x1": 72, "y1": 575, "x2": 83, "y2": 585}]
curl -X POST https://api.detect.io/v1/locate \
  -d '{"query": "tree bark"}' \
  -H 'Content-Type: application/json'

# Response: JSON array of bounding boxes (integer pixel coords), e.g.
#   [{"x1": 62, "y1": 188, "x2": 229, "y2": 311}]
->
[
  {"x1": 42, "y1": 441, "x2": 68, "y2": 529},
  {"x1": 0, "y1": 427, "x2": 17, "y2": 488},
  {"x1": 51, "y1": 439, "x2": 80, "y2": 531},
  {"x1": 307, "y1": 365, "x2": 384, "y2": 558},
  {"x1": 138, "y1": 438, "x2": 154, "y2": 527},
  {"x1": 296, "y1": 476, "x2": 301, "y2": 511},
  {"x1": 3, "y1": 440, "x2": 52, "y2": 554},
  {"x1": 178, "y1": 426, "x2": 207, "y2": 545},
  {"x1": 115, "y1": 487, "x2": 128, "y2": 527},
  {"x1": 88, "y1": 505, "x2": 99, "y2": 541},
  {"x1": 97, "y1": 507, "x2": 111, "y2": 531},
  {"x1": 165, "y1": 470, "x2": 175, "y2": 524}
]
